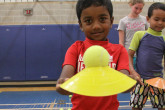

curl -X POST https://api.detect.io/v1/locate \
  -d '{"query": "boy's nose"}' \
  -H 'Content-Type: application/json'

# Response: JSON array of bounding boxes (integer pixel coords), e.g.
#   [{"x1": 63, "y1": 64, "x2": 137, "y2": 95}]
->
[
  {"x1": 92, "y1": 21, "x2": 101, "y2": 30},
  {"x1": 158, "y1": 20, "x2": 163, "y2": 25}
]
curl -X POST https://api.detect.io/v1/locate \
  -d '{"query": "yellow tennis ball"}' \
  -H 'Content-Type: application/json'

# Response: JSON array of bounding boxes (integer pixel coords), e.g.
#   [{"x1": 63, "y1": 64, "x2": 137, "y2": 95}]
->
[{"x1": 83, "y1": 45, "x2": 109, "y2": 67}]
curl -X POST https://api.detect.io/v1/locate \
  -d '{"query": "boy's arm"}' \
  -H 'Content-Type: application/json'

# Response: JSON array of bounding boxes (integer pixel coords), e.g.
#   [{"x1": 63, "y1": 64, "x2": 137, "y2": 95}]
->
[
  {"x1": 56, "y1": 65, "x2": 75, "y2": 95},
  {"x1": 119, "y1": 69, "x2": 129, "y2": 76},
  {"x1": 128, "y1": 50, "x2": 143, "y2": 85},
  {"x1": 118, "y1": 30, "x2": 125, "y2": 46},
  {"x1": 119, "y1": 69, "x2": 135, "y2": 92},
  {"x1": 128, "y1": 50, "x2": 136, "y2": 75}
]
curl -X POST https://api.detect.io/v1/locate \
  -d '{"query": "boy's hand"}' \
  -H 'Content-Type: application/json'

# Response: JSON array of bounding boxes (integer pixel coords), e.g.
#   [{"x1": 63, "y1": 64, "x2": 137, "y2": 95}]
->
[
  {"x1": 57, "y1": 78, "x2": 69, "y2": 85},
  {"x1": 56, "y1": 78, "x2": 72, "y2": 95},
  {"x1": 129, "y1": 72, "x2": 144, "y2": 85}
]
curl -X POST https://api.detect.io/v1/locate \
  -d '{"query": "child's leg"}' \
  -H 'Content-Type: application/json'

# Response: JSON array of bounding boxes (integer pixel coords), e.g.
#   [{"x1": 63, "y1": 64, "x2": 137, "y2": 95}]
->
[
  {"x1": 130, "y1": 79, "x2": 149, "y2": 110},
  {"x1": 148, "y1": 85, "x2": 165, "y2": 109},
  {"x1": 158, "y1": 108, "x2": 165, "y2": 110}
]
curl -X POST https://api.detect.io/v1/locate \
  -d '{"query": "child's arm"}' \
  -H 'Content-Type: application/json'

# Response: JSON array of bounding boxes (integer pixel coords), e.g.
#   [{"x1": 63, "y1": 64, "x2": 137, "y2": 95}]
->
[
  {"x1": 56, "y1": 65, "x2": 75, "y2": 95},
  {"x1": 119, "y1": 69, "x2": 135, "y2": 92},
  {"x1": 119, "y1": 69, "x2": 129, "y2": 76},
  {"x1": 118, "y1": 30, "x2": 125, "y2": 46},
  {"x1": 128, "y1": 49, "x2": 143, "y2": 85}
]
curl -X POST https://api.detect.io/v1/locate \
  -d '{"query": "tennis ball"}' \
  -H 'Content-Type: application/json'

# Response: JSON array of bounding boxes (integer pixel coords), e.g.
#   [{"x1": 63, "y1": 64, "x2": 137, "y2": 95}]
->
[{"x1": 83, "y1": 45, "x2": 109, "y2": 67}]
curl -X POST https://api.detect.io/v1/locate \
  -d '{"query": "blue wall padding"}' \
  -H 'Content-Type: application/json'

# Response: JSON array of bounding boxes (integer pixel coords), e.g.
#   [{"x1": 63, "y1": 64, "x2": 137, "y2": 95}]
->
[
  {"x1": 108, "y1": 24, "x2": 119, "y2": 44},
  {"x1": 0, "y1": 24, "x2": 118, "y2": 81},
  {"x1": 26, "y1": 25, "x2": 62, "y2": 80},
  {"x1": 0, "y1": 26, "x2": 26, "y2": 81}
]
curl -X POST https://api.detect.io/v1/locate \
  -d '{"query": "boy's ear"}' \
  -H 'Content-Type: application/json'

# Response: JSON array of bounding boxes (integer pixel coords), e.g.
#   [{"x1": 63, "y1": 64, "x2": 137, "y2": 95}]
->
[
  {"x1": 110, "y1": 17, "x2": 114, "y2": 28},
  {"x1": 146, "y1": 16, "x2": 149, "y2": 22},
  {"x1": 111, "y1": 16, "x2": 114, "y2": 24},
  {"x1": 78, "y1": 21, "x2": 82, "y2": 28},
  {"x1": 78, "y1": 20, "x2": 82, "y2": 30}
]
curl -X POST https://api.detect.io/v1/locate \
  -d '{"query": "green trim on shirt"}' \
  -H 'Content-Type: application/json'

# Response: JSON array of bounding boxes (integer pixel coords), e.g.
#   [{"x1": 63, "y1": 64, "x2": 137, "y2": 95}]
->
[{"x1": 129, "y1": 27, "x2": 165, "y2": 51}]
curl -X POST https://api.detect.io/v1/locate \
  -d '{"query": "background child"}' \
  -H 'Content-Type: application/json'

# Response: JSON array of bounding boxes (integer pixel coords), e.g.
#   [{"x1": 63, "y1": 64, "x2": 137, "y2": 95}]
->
[
  {"x1": 118, "y1": 0, "x2": 148, "y2": 69},
  {"x1": 128, "y1": 2, "x2": 165, "y2": 110},
  {"x1": 56, "y1": 0, "x2": 135, "y2": 110}
]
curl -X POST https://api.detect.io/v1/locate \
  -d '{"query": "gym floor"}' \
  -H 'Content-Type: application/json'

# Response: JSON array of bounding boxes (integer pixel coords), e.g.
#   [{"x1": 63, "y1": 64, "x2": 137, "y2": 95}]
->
[{"x1": 0, "y1": 84, "x2": 156, "y2": 110}]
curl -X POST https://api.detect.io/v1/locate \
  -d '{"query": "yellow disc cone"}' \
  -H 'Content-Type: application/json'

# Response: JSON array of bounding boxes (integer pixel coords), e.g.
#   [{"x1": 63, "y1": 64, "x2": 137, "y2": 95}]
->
[
  {"x1": 146, "y1": 77, "x2": 165, "y2": 89},
  {"x1": 61, "y1": 66, "x2": 136, "y2": 96},
  {"x1": 60, "y1": 45, "x2": 136, "y2": 96}
]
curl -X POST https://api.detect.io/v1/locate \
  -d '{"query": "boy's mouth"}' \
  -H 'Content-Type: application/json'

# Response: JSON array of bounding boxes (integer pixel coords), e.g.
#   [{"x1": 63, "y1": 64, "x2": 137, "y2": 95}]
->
[
  {"x1": 91, "y1": 31, "x2": 103, "y2": 35},
  {"x1": 91, "y1": 33, "x2": 103, "y2": 37},
  {"x1": 156, "y1": 26, "x2": 163, "y2": 30}
]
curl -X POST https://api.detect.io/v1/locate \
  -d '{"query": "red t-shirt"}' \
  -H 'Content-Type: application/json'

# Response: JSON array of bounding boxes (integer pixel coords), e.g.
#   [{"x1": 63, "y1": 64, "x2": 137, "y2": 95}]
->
[{"x1": 63, "y1": 38, "x2": 129, "y2": 110}]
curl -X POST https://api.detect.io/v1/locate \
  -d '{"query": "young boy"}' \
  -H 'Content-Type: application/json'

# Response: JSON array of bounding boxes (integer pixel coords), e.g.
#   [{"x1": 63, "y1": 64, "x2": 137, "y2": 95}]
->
[
  {"x1": 128, "y1": 2, "x2": 165, "y2": 110},
  {"x1": 56, "y1": 0, "x2": 135, "y2": 110}
]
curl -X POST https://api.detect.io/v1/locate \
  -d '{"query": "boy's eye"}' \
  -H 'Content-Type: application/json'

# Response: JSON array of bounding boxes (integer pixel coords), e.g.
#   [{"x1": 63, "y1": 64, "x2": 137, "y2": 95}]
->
[
  {"x1": 154, "y1": 18, "x2": 159, "y2": 21},
  {"x1": 84, "y1": 19, "x2": 92, "y2": 24},
  {"x1": 100, "y1": 17, "x2": 107, "y2": 22}
]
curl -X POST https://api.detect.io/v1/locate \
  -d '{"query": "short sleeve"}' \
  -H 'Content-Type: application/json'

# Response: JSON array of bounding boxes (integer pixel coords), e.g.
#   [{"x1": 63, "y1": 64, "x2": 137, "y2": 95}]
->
[
  {"x1": 116, "y1": 46, "x2": 129, "y2": 72},
  {"x1": 117, "y1": 19, "x2": 125, "y2": 31},
  {"x1": 129, "y1": 31, "x2": 145, "y2": 51},
  {"x1": 62, "y1": 43, "x2": 78, "y2": 69}
]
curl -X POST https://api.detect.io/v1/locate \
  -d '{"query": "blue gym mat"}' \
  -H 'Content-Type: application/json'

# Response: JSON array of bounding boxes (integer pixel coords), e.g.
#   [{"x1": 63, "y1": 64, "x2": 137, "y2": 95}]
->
[{"x1": 0, "y1": 91, "x2": 155, "y2": 110}]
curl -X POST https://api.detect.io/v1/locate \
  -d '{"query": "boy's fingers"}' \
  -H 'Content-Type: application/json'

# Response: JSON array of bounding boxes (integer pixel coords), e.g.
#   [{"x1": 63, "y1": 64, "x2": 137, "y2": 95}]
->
[
  {"x1": 136, "y1": 76, "x2": 144, "y2": 85},
  {"x1": 57, "y1": 78, "x2": 66, "y2": 85},
  {"x1": 137, "y1": 79, "x2": 144, "y2": 85},
  {"x1": 65, "y1": 78, "x2": 69, "y2": 81},
  {"x1": 57, "y1": 78, "x2": 70, "y2": 85},
  {"x1": 129, "y1": 75, "x2": 144, "y2": 85}
]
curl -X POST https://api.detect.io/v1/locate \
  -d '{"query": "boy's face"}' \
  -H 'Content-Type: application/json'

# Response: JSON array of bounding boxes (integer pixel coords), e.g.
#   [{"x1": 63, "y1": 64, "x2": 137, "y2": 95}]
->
[
  {"x1": 79, "y1": 5, "x2": 113, "y2": 41},
  {"x1": 147, "y1": 9, "x2": 165, "y2": 32}
]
